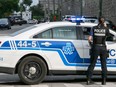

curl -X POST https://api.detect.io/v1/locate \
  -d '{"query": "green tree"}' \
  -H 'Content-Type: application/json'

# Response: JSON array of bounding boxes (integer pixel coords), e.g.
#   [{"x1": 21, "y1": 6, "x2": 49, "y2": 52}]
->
[
  {"x1": 23, "y1": 0, "x2": 32, "y2": 6},
  {"x1": 30, "y1": 4, "x2": 44, "y2": 19},
  {"x1": 0, "y1": 0, "x2": 19, "y2": 18},
  {"x1": 22, "y1": 0, "x2": 32, "y2": 11},
  {"x1": 19, "y1": 2, "x2": 26, "y2": 12}
]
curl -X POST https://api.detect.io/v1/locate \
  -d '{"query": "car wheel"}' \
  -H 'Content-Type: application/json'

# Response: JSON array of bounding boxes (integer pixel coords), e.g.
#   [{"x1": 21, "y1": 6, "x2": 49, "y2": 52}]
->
[
  {"x1": 18, "y1": 56, "x2": 47, "y2": 85},
  {"x1": 8, "y1": 27, "x2": 11, "y2": 29},
  {"x1": 19, "y1": 23, "x2": 22, "y2": 26}
]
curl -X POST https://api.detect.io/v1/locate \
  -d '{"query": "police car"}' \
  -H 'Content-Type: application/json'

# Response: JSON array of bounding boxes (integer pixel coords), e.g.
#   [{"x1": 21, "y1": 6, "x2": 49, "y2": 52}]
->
[{"x1": 0, "y1": 19, "x2": 116, "y2": 84}]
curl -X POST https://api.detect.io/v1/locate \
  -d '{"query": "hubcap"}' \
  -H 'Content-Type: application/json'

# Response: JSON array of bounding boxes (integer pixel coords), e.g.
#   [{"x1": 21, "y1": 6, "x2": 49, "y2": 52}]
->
[
  {"x1": 23, "y1": 62, "x2": 42, "y2": 80},
  {"x1": 29, "y1": 67, "x2": 36, "y2": 74}
]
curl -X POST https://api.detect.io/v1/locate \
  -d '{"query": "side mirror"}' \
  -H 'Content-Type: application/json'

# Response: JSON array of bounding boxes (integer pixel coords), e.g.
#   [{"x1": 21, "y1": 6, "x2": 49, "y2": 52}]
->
[{"x1": 33, "y1": 35, "x2": 38, "y2": 38}]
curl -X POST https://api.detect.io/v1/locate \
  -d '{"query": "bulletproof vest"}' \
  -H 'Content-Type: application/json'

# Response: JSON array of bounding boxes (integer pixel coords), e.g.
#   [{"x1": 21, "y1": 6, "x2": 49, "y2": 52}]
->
[{"x1": 93, "y1": 25, "x2": 108, "y2": 45}]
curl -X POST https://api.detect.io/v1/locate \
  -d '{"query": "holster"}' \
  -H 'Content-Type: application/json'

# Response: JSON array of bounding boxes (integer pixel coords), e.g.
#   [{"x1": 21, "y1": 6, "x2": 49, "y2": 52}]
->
[
  {"x1": 89, "y1": 49, "x2": 92, "y2": 56},
  {"x1": 106, "y1": 50, "x2": 109, "y2": 58}
]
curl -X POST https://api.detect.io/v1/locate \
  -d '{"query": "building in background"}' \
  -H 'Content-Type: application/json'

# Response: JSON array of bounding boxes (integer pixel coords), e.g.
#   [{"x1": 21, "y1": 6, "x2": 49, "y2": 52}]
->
[
  {"x1": 39, "y1": 0, "x2": 61, "y2": 21},
  {"x1": 39, "y1": 0, "x2": 116, "y2": 24},
  {"x1": 61, "y1": 0, "x2": 116, "y2": 24}
]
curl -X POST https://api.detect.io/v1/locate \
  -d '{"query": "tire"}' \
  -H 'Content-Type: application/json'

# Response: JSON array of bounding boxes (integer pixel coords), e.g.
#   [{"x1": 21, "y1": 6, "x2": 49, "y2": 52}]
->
[
  {"x1": 18, "y1": 56, "x2": 47, "y2": 85},
  {"x1": 19, "y1": 23, "x2": 22, "y2": 26},
  {"x1": 7, "y1": 26, "x2": 11, "y2": 29}
]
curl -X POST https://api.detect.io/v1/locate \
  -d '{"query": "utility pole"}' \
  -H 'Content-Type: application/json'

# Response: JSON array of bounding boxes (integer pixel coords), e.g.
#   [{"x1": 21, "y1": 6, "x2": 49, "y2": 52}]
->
[
  {"x1": 47, "y1": 0, "x2": 50, "y2": 21},
  {"x1": 59, "y1": 0, "x2": 62, "y2": 20},
  {"x1": 53, "y1": 0, "x2": 55, "y2": 15},
  {"x1": 80, "y1": 0, "x2": 83, "y2": 16},
  {"x1": 39, "y1": 0, "x2": 47, "y2": 19},
  {"x1": 99, "y1": 0, "x2": 103, "y2": 17},
  {"x1": 45, "y1": 0, "x2": 47, "y2": 19}
]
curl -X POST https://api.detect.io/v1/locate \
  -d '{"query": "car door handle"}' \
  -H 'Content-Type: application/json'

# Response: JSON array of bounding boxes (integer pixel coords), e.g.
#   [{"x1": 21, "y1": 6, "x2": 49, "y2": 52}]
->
[{"x1": 41, "y1": 42, "x2": 52, "y2": 47}]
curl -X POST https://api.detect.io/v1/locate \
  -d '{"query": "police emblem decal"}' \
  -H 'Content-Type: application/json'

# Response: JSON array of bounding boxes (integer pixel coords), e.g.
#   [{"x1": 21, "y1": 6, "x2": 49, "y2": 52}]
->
[{"x1": 62, "y1": 43, "x2": 74, "y2": 55}]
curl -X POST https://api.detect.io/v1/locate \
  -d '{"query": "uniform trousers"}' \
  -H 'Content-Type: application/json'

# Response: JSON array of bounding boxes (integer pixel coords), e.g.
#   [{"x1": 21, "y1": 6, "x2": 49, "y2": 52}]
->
[{"x1": 87, "y1": 45, "x2": 107, "y2": 79}]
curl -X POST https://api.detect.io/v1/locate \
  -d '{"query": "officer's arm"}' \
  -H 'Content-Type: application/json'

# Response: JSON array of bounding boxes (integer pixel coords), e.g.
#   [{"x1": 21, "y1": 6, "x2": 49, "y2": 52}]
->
[
  {"x1": 88, "y1": 27, "x2": 93, "y2": 46},
  {"x1": 106, "y1": 28, "x2": 110, "y2": 36},
  {"x1": 88, "y1": 35, "x2": 93, "y2": 46}
]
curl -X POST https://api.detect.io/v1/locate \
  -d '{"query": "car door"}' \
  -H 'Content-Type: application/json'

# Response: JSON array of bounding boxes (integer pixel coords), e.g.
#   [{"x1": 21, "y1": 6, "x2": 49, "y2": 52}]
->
[
  {"x1": 81, "y1": 27, "x2": 93, "y2": 67},
  {"x1": 105, "y1": 30, "x2": 116, "y2": 71},
  {"x1": 81, "y1": 26, "x2": 107, "y2": 69},
  {"x1": 33, "y1": 26, "x2": 84, "y2": 70},
  {"x1": 81, "y1": 27, "x2": 116, "y2": 71}
]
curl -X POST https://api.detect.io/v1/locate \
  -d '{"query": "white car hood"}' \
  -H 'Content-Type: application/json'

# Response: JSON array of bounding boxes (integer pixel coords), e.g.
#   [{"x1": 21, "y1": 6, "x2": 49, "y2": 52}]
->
[{"x1": 0, "y1": 34, "x2": 12, "y2": 39}]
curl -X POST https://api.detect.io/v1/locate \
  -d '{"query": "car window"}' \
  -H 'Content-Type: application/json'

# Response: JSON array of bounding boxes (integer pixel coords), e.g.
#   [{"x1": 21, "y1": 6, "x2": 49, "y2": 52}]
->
[
  {"x1": 33, "y1": 26, "x2": 78, "y2": 40},
  {"x1": 52, "y1": 26, "x2": 77, "y2": 39},
  {"x1": 82, "y1": 27, "x2": 91, "y2": 40},
  {"x1": 34, "y1": 29, "x2": 52, "y2": 39},
  {"x1": 81, "y1": 27, "x2": 116, "y2": 42},
  {"x1": 84, "y1": 19, "x2": 97, "y2": 23},
  {"x1": 0, "y1": 19, "x2": 8, "y2": 24}
]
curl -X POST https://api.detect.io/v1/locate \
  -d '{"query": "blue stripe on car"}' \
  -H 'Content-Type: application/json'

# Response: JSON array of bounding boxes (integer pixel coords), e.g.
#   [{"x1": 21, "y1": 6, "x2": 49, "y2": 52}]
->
[{"x1": 0, "y1": 40, "x2": 116, "y2": 67}]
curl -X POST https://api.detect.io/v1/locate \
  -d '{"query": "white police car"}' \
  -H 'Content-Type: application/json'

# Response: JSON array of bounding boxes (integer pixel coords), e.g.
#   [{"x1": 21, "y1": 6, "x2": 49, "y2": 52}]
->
[{"x1": 0, "y1": 20, "x2": 116, "y2": 84}]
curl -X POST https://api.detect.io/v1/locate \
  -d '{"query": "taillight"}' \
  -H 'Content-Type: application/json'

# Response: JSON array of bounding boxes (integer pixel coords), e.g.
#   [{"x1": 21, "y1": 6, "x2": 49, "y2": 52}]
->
[{"x1": 113, "y1": 26, "x2": 116, "y2": 29}]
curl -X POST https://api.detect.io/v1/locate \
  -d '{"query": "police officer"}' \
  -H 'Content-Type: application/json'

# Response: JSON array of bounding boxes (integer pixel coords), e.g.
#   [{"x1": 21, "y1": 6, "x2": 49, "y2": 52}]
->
[{"x1": 87, "y1": 16, "x2": 109, "y2": 85}]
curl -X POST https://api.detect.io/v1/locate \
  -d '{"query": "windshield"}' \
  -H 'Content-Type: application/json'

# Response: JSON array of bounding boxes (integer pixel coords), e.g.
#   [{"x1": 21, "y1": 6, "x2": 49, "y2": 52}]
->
[
  {"x1": 0, "y1": 19, "x2": 8, "y2": 24},
  {"x1": 11, "y1": 25, "x2": 37, "y2": 36}
]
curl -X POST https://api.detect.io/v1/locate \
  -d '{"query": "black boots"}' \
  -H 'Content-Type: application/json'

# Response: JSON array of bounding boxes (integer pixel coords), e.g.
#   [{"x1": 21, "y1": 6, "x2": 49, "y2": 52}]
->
[
  {"x1": 102, "y1": 78, "x2": 106, "y2": 85},
  {"x1": 87, "y1": 79, "x2": 94, "y2": 85},
  {"x1": 87, "y1": 78, "x2": 106, "y2": 85}
]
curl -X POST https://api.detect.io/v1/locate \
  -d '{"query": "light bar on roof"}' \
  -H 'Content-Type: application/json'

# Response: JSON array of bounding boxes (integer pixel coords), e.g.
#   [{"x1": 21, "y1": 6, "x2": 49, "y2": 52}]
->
[{"x1": 69, "y1": 16, "x2": 85, "y2": 24}]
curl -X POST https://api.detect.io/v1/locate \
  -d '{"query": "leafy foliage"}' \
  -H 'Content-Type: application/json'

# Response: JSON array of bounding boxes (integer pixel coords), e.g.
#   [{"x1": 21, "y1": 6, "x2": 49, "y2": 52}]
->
[
  {"x1": 30, "y1": 4, "x2": 44, "y2": 19},
  {"x1": 23, "y1": 0, "x2": 32, "y2": 6},
  {"x1": 0, "y1": 0, "x2": 19, "y2": 17},
  {"x1": 20, "y1": 0, "x2": 32, "y2": 11}
]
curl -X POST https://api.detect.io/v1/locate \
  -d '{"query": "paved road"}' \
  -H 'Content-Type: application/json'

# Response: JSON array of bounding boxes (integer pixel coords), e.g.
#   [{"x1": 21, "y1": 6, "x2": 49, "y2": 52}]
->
[
  {"x1": 0, "y1": 74, "x2": 116, "y2": 87},
  {"x1": 0, "y1": 24, "x2": 116, "y2": 87},
  {"x1": 0, "y1": 24, "x2": 34, "y2": 35}
]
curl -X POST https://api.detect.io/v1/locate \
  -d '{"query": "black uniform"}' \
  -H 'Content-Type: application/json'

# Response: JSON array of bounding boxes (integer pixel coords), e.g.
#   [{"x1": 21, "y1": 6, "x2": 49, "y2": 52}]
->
[{"x1": 87, "y1": 24, "x2": 109, "y2": 84}]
